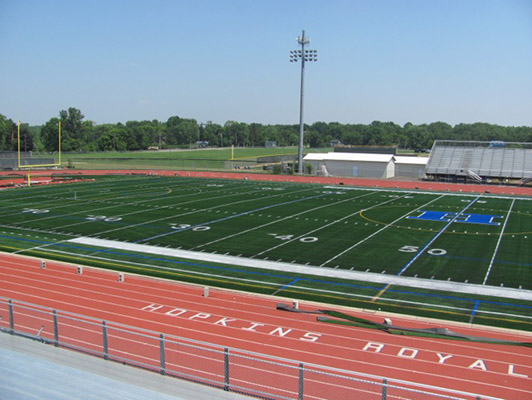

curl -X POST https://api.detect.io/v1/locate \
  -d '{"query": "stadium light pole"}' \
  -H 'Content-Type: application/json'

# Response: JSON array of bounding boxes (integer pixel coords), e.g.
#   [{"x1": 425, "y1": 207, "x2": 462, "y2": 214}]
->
[{"x1": 290, "y1": 30, "x2": 317, "y2": 174}]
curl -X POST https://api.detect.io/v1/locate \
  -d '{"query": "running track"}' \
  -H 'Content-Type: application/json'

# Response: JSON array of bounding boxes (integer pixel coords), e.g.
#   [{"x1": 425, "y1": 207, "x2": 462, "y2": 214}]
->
[
  {"x1": 2, "y1": 169, "x2": 532, "y2": 196},
  {"x1": 1, "y1": 253, "x2": 531, "y2": 399}
]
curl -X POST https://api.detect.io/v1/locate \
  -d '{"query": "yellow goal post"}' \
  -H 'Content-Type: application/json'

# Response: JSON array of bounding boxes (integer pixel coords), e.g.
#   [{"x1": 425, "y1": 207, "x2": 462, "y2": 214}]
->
[
  {"x1": 17, "y1": 120, "x2": 62, "y2": 186},
  {"x1": 17, "y1": 120, "x2": 62, "y2": 169}
]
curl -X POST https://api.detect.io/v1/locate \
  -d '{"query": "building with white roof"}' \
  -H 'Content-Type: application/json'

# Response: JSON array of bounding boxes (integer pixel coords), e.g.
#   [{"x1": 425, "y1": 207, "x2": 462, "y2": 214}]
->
[
  {"x1": 304, "y1": 152, "x2": 395, "y2": 178},
  {"x1": 394, "y1": 156, "x2": 428, "y2": 179},
  {"x1": 303, "y1": 152, "x2": 428, "y2": 179}
]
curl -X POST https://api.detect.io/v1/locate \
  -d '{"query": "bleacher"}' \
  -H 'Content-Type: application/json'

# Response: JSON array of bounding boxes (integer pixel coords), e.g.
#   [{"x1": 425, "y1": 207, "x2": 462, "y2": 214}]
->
[{"x1": 425, "y1": 141, "x2": 532, "y2": 181}]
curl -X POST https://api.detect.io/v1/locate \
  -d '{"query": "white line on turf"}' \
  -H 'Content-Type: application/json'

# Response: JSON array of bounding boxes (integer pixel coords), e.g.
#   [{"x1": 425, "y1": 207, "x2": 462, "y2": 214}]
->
[
  {"x1": 483, "y1": 198, "x2": 516, "y2": 285},
  {"x1": 20, "y1": 180, "x2": 250, "y2": 229},
  {"x1": 319, "y1": 194, "x2": 446, "y2": 267},
  {"x1": 90, "y1": 186, "x2": 316, "y2": 239},
  {"x1": 256, "y1": 193, "x2": 410, "y2": 258},
  {"x1": 136, "y1": 191, "x2": 331, "y2": 243},
  {"x1": 396, "y1": 195, "x2": 481, "y2": 277},
  {"x1": 193, "y1": 190, "x2": 377, "y2": 250}
]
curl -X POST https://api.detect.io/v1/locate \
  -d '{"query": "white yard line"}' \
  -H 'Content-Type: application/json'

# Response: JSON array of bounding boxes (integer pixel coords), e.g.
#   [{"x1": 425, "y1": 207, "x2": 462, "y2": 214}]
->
[
  {"x1": 396, "y1": 195, "x2": 481, "y2": 277},
  {"x1": 53, "y1": 185, "x2": 266, "y2": 230},
  {"x1": 256, "y1": 194, "x2": 408, "y2": 258},
  {"x1": 0, "y1": 176, "x2": 175, "y2": 214},
  {"x1": 482, "y1": 198, "x2": 516, "y2": 285},
  {"x1": 97, "y1": 187, "x2": 316, "y2": 239},
  {"x1": 320, "y1": 194, "x2": 446, "y2": 267},
  {"x1": 195, "y1": 191, "x2": 376, "y2": 250},
  {"x1": 137, "y1": 191, "x2": 331, "y2": 243},
  {"x1": 67, "y1": 237, "x2": 532, "y2": 301},
  {"x1": 17, "y1": 180, "x2": 244, "y2": 229}
]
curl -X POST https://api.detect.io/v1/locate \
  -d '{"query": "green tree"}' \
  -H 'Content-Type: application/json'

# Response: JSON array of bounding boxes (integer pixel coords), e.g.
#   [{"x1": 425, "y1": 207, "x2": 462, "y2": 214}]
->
[
  {"x1": 41, "y1": 118, "x2": 61, "y2": 152},
  {"x1": 201, "y1": 122, "x2": 224, "y2": 147},
  {"x1": 16, "y1": 123, "x2": 34, "y2": 152},
  {"x1": 58, "y1": 107, "x2": 87, "y2": 151},
  {"x1": 0, "y1": 115, "x2": 16, "y2": 151},
  {"x1": 224, "y1": 121, "x2": 249, "y2": 147}
]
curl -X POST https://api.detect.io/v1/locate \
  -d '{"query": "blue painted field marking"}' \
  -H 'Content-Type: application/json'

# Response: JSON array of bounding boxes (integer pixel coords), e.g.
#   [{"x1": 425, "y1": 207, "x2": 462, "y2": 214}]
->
[
  {"x1": 471, "y1": 300, "x2": 480, "y2": 317},
  {"x1": 397, "y1": 196, "x2": 481, "y2": 276},
  {"x1": 407, "y1": 211, "x2": 502, "y2": 226},
  {"x1": 272, "y1": 278, "x2": 301, "y2": 295},
  {"x1": 135, "y1": 192, "x2": 330, "y2": 243},
  {"x1": 469, "y1": 299, "x2": 481, "y2": 323}
]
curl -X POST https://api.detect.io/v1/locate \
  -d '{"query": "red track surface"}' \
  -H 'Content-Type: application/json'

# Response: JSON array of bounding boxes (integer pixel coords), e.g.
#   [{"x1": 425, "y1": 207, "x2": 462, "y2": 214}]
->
[
  {"x1": 1, "y1": 169, "x2": 532, "y2": 196},
  {"x1": 1, "y1": 253, "x2": 531, "y2": 399}
]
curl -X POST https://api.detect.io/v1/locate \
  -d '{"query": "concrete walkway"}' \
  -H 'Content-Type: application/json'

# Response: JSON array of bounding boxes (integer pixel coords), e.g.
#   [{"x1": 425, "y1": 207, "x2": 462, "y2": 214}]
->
[{"x1": 0, "y1": 333, "x2": 250, "y2": 400}]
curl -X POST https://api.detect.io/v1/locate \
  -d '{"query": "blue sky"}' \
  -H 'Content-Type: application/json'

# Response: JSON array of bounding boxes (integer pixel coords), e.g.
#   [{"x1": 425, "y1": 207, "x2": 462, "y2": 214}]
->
[{"x1": 1, "y1": 0, "x2": 531, "y2": 127}]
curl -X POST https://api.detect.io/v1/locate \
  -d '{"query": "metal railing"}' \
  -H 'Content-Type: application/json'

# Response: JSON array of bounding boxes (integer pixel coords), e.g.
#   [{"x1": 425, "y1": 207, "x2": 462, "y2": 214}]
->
[{"x1": 0, "y1": 297, "x2": 499, "y2": 400}]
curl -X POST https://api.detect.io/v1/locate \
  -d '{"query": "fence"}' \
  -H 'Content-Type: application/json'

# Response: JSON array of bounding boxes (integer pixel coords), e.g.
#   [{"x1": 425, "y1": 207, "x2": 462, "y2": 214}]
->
[
  {"x1": 0, "y1": 297, "x2": 499, "y2": 400},
  {"x1": 63, "y1": 156, "x2": 263, "y2": 171}
]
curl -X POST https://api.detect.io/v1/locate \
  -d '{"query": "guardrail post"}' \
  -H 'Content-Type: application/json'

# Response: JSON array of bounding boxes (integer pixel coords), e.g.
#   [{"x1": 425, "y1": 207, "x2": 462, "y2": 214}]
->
[
  {"x1": 8, "y1": 299, "x2": 14, "y2": 334},
  {"x1": 102, "y1": 321, "x2": 108, "y2": 360},
  {"x1": 159, "y1": 333, "x2": 166, "y2": 375},
  {"x1": 53, "y1": 310, "x2": 59, "y2": 347},
  {"x1": 382, "y1": 378, "x2": 387, "y2": 400},
  {"x1": 298, "y1": 363, "x2": 304, "y2": 400},
  {"x1": 224, "y1": 347, "x2": 230, "y2": 391}
]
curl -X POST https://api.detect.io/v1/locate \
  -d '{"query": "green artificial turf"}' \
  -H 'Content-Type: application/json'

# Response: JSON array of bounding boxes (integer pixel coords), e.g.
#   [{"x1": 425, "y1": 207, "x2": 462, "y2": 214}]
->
[{"x1": 0, "y1": 174, "x2": 530, "y2": 331}]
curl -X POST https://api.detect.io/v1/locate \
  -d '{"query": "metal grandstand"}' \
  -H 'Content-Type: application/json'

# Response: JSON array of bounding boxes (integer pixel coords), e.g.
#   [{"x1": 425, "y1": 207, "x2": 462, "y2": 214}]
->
[{"x1": 425, "y1": 140, "x2": 532, "y2": 185}]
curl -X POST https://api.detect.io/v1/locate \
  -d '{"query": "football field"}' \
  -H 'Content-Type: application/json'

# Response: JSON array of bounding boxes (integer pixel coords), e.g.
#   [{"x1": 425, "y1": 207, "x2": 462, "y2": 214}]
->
[{"x1": 1, "y1": 174, "x2": 531, "y2": 330}]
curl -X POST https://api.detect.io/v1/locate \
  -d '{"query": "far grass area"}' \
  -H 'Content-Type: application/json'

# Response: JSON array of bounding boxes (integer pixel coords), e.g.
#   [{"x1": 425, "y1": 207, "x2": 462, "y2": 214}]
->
[
  {"x1": 0, "y1": 174, "x2": 530, "y2": 331},
  {"x1": 58, "y1": 147, "x2": 332, "y2": 170}
]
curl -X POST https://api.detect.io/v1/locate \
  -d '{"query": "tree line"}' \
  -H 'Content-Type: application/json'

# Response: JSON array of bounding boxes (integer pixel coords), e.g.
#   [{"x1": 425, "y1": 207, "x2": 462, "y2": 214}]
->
[{"x1": 1, "y1": 107, "x2": 531, "y2": 153}]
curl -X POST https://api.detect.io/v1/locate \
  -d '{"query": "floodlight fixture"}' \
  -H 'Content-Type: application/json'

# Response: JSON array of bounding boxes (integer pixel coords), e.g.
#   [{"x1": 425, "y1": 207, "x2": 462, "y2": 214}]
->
[{"x1": 289, "y1": 30, "x2": 318, "y2": 174}]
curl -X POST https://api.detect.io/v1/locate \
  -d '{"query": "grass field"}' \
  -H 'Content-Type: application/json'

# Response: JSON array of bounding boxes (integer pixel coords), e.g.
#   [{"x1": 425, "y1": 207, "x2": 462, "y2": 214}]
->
[
  {"x1": 58, "y1": 147, "x2": 332, "y2": 170},
  {"x1": 1, "y1": 174, "x2": 531, "y2": 331}
]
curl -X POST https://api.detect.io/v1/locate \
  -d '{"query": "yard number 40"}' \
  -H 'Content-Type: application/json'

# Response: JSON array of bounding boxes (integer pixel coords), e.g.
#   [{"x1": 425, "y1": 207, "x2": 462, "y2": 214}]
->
[
  {"x1": 86, "y1": 215, "x2": 122, "y2": 222},
  {"x1": 268, "y1": 233, "x2": 318, "y2": 243}
]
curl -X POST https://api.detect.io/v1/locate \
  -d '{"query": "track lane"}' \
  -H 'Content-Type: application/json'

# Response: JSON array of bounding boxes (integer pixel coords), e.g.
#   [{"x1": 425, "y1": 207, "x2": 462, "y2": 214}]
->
[{"x1": 1, "y1": 254, "x2": 531, "y2": 399}]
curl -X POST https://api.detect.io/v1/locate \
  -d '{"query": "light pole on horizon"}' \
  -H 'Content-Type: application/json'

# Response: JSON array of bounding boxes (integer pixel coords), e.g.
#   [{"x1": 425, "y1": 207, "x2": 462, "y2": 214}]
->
[{"x1": 290, "y1": 30, "x2": 317, "y2": 174}]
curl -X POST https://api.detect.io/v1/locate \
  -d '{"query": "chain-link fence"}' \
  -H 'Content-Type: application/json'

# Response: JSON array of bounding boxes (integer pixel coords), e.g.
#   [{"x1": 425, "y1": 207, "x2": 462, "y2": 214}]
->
[{"x1": 0, "y1": 297, "x2": 500, "y2": 400}]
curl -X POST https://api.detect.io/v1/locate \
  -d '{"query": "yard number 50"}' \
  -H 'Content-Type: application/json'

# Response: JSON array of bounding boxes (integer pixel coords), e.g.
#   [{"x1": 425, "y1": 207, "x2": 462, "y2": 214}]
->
[{"x1": 399, "y1": 245, "x2": 447, "y2": 256}]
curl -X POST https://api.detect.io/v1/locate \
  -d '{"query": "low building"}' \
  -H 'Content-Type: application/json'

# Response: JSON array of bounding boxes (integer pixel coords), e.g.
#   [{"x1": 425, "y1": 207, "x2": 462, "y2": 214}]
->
[
  {"x1": 304, "y1": 152, "x2": 395, "y2": 178},
  {"x1": 394, "y1": 156, "x2": 428, "y2": 179},
  {"x1": 304, "y1": 152, "x2": 428, "y2": 179}
]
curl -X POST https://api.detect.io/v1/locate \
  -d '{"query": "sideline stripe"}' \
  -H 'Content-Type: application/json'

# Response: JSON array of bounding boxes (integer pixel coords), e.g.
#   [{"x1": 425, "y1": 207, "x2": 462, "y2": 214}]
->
[
  {"x1": 3, "y1": 232, "x2": 532, "y2": 305},
  {"x1": 5, "y1": 241, "x2": 532, "y2": 328},
  {"x1": 4, "y1": 248, "x2": 530, "y2": 328}
]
